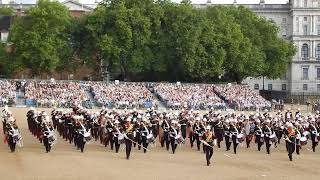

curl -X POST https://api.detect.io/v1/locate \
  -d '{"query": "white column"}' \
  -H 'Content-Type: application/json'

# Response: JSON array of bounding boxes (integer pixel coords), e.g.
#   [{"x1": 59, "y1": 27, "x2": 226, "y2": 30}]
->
[
  {"x1": 298, "y1": 41, "x2": 300, "y2": 58},
  {"x1": 312, "y1": 40, "x2": 315, "y2": 58}
]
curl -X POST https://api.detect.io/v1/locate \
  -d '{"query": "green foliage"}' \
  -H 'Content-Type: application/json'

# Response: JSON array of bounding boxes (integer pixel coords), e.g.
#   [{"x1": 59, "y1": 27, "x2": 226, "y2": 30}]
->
[
  {"x1": 5, "y1": 0, "x2": 296, "y2": 82},
  {"x1": 9, "y1": 0, "x2": 71, "y2": 76},
  {"x1": 0, "y1": 7, "x2": 14, "y2": 15}
]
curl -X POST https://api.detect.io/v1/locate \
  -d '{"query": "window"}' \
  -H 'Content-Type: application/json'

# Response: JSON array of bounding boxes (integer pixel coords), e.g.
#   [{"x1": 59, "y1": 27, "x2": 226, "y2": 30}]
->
[
  {"x1": 267, "y1": 84, "x2": 272, "y2": 90},
  {"x1": 254, "y1": 84, "x2": 259, "y2": 90},
  {"x1": 303, "y1": 84, "x2": 308, "y2": 91},
  {"x1": 316, "y1": 44, "x2": 320, "y2": 59},
  {"x1": 282, "y1": 29, "x2": 287, "y2": 37},
  {"x1": 0, "y1": 32, "x2": 8, "y2": 42},
  {"x1": 304, "y1": 0, "x2": 307, "y2": 7},
  {"x1": 301, "y1": 44, "x2": 309, "y2": 59},
  {"x1": 318, "y1": 25, "x2": 320, "y2": 35},
  {"x1": 317, "y1": 68, "x2": 320, "y2": 79},
  {"x1": 317, "y1": 84, "x2": 320, "y2": 91},
  {"x1": 282, "y1": 84, "x2": 287, "y2": 91},
  {"x1": 282, "y1": 18, "x2": 287, "y2": 23},
  {"x1": 302, "y1": 67, "x2": 309, "y2": 80},
  {"x1": 303, "y1": 25, "x2": 308, "y2": 35},
  {"x1": 304, "y1": 17, "x2": 308, "y2": 21}
]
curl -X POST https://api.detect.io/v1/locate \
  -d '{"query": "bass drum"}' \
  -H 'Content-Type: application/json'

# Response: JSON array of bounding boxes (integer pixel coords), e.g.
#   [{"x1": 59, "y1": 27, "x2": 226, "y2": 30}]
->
[
  {"x1": 300, "y1": 137, "x2": 307, "y2": 146},
  {"x1": 83, "y1": 131, "x2": 92, "y2": 142},
  {"x1": 147, "y1": 133, "x2": 155, "y2": 144},
  {"x1": 269, "y1": 133, "x2": 277, "y2": 143},
  {"x1": 302, "y1": 131, "x2": 310, "y2": 138},
  {"x1": 118, "y1": 134, "x2": 125, "y2": 144},
  {"x1": 175, "y1": 134, "x2": 184, "y2": 144},
  {"x1": 236, "y1": 134, "x2": 245, "y2": 143}
]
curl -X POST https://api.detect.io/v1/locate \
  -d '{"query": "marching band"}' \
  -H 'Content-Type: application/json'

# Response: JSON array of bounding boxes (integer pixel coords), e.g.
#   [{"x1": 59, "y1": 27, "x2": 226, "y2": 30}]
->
[{"x1": 1, "y1": 105, "x2": 320, "y2": 166}]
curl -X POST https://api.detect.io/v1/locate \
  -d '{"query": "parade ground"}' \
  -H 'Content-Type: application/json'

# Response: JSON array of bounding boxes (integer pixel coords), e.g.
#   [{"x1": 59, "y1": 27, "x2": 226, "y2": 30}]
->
[{"x1": 1, "y1": 107, "x2": 320, "y2": 180}]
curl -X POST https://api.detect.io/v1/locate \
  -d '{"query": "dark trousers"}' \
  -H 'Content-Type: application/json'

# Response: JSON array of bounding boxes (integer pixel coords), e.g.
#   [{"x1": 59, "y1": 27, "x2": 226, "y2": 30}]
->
[
  {"x1": 2, "y1": 121, "x2": 6, "y2": 134},
  {"x1": 232, "y1": 136, "x2": 238, "y2": 154},
  {"x1": 205, "y1": 145, "x2": 213, "y2": 165},
  {"x1": 216, "y1": 132, "x2": 223, "y2": 148},
  {"x1": 246, "y1": 135, "x2": 252, "y2": 148},
  {"x1": 195, "y1": 134, "x2": 201, "y2": 150},
  {"x1": 141, "y1": 136, "x2": 149, "y2": 153},
  {"x1": 181, "y1": 125, "x2": 186, "y2": 139},
  {"x1": 287, "y1": 141, "x2": 295, "y2": 161},
  {"x1": 43, "y1": 137, "x2": 51, "y2": 153},
  {"x1": 170, "y1": 137, "x2": 177, "y2": 154},
  {"x1": 92, "y1": 127, "x2": 99, "y2": 141},
  {"x1": 77, "y1": 135, "x2": 86, "y2": 152},
  {"x1": 275, "y1": 131, "x2": 283, "y2": 144},
  {"x1": 189, "y1": 132, "x2": 194, "y2": 148},
  {"x1": 225, "y1": 136, "x2": 231, "y2": 151},
  {"x1": 125, "y1": 139, "x2": 132, "y2": 159},
  {"x1": 311, "y1": 135, "x2": 318, "y2": 152},
  {"x1": 111, "y1": 137, "x2": 120, "y2": 153},
  {"x1": 256, "y1": 135, "x2": 263, "y2": 151},
  {"x1": 295, "y1": 139, "x2": 300, "y2": 155},
  {"x1": 264, "y1": 137, "x2": 271, "y2": 154},
  {"x1": 161, "y1": 132, "x2": 170, "y2": 150},
  {"x1": 8, "y1": 136, "x2": 16, "y2": 152}
]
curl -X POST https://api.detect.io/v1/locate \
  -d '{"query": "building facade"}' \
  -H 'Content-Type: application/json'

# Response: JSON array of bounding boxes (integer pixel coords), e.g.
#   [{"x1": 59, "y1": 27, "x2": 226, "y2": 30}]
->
[{"x1": 201, "y1": 0, "x2": 320, "y2": 93}]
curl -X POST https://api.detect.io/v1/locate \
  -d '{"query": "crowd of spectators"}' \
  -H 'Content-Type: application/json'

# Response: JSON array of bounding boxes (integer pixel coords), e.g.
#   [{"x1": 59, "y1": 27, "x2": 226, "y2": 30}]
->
[
  {"x1": 90, "y1": 82, "x2": 158, "y2": 109},
  {"x1": 25, "y1": 81, "x2": 89, "y2": 108},
  {"x1": 0, "y1": 80, "x2": 16, "y2": 106},
  {"x1": 214, "y1": 84, "x2": 271, "y2": 111},
  {"x1": 151, "y1": 83, "x2": 225, "y2": 110}
]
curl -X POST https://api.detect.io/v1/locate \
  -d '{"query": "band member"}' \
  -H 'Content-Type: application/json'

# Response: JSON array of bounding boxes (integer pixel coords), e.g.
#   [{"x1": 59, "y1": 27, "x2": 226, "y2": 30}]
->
[
  {"x1": 285, "y1": 124, "x2": 296, "y2": 161},
  {"x1": 202, "y1": 126, "x2": 215, "y2": 166},
  {"x1": 150, "y1": 114, "x2": 159, "y2": 139},
  {"x1": 179, "y1": 116, "x2": 187, "y2": 140},
  {"x1": 224, "y1": 120, "x2": 231, "y2": 151},
  {"x1": 104, "y1": 118, "x2": 113, "y2": 147},
  {"x1": 112, "y1": 120, "x2": 121, "y2": 153},
  {"x1": 263, "y1": 120, "x2": 273, "y2": 154},
  {"x1": 140, "y1": 119, "x2": 151, "y2": 153},
  {"x1": 309, "y1": 119, "x2": 319, "y2": 152},
  {"x1": 123, "y1": 118, "x2": 134, "y2": 159},
  {"x1": 169, "y1": 120, "x2": 180, "y2": 154},
  {"x1": 244, "y1": 118, "x2": 255, "y2": 148},
  {"x1": 274, "y1": 121, "x2": 284, "y2": 145},
  {"x1": 27, "y1": 107, "x2": 35, "y2": 132},
  {"x1": 295, "y1": 123, "x2": 303, "y2": 155},
  {"x1": 76, "y1": 116, "x2": 90, "y2": 153},
  {"x1": 192, "y1": 117, "x2": 204, "y2": 151},
  {"x1": 6, "y1": 122, "x2": 20, "y2": 153},
  {"x1": 229, "y1": 121, "x2": 240, "y2": 154},
  {"x1": 43, "y1": 120, "x2": 54, "y2": 153},
  {"x1": 254, "y1": 120, "x2": 264, "y2": 151},
  {"x1": 161, "y1": 117, "x2": 170, "y2": 150},
  {"x1": 214, "y1": 117, "x2": 224, "y2": 148}
]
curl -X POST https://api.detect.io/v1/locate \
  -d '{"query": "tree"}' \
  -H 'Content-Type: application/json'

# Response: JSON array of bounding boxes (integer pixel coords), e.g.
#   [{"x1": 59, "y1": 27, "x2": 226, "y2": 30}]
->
[
  {"x1": 0, "y1": 7, "x2": 14, "y2": 16},
  {"x1": 222, "y1": 6, "x2": 296, "y2": 82},
  {"x1": 9, "y1": 0, "x2": 71, "y2": 76}
]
